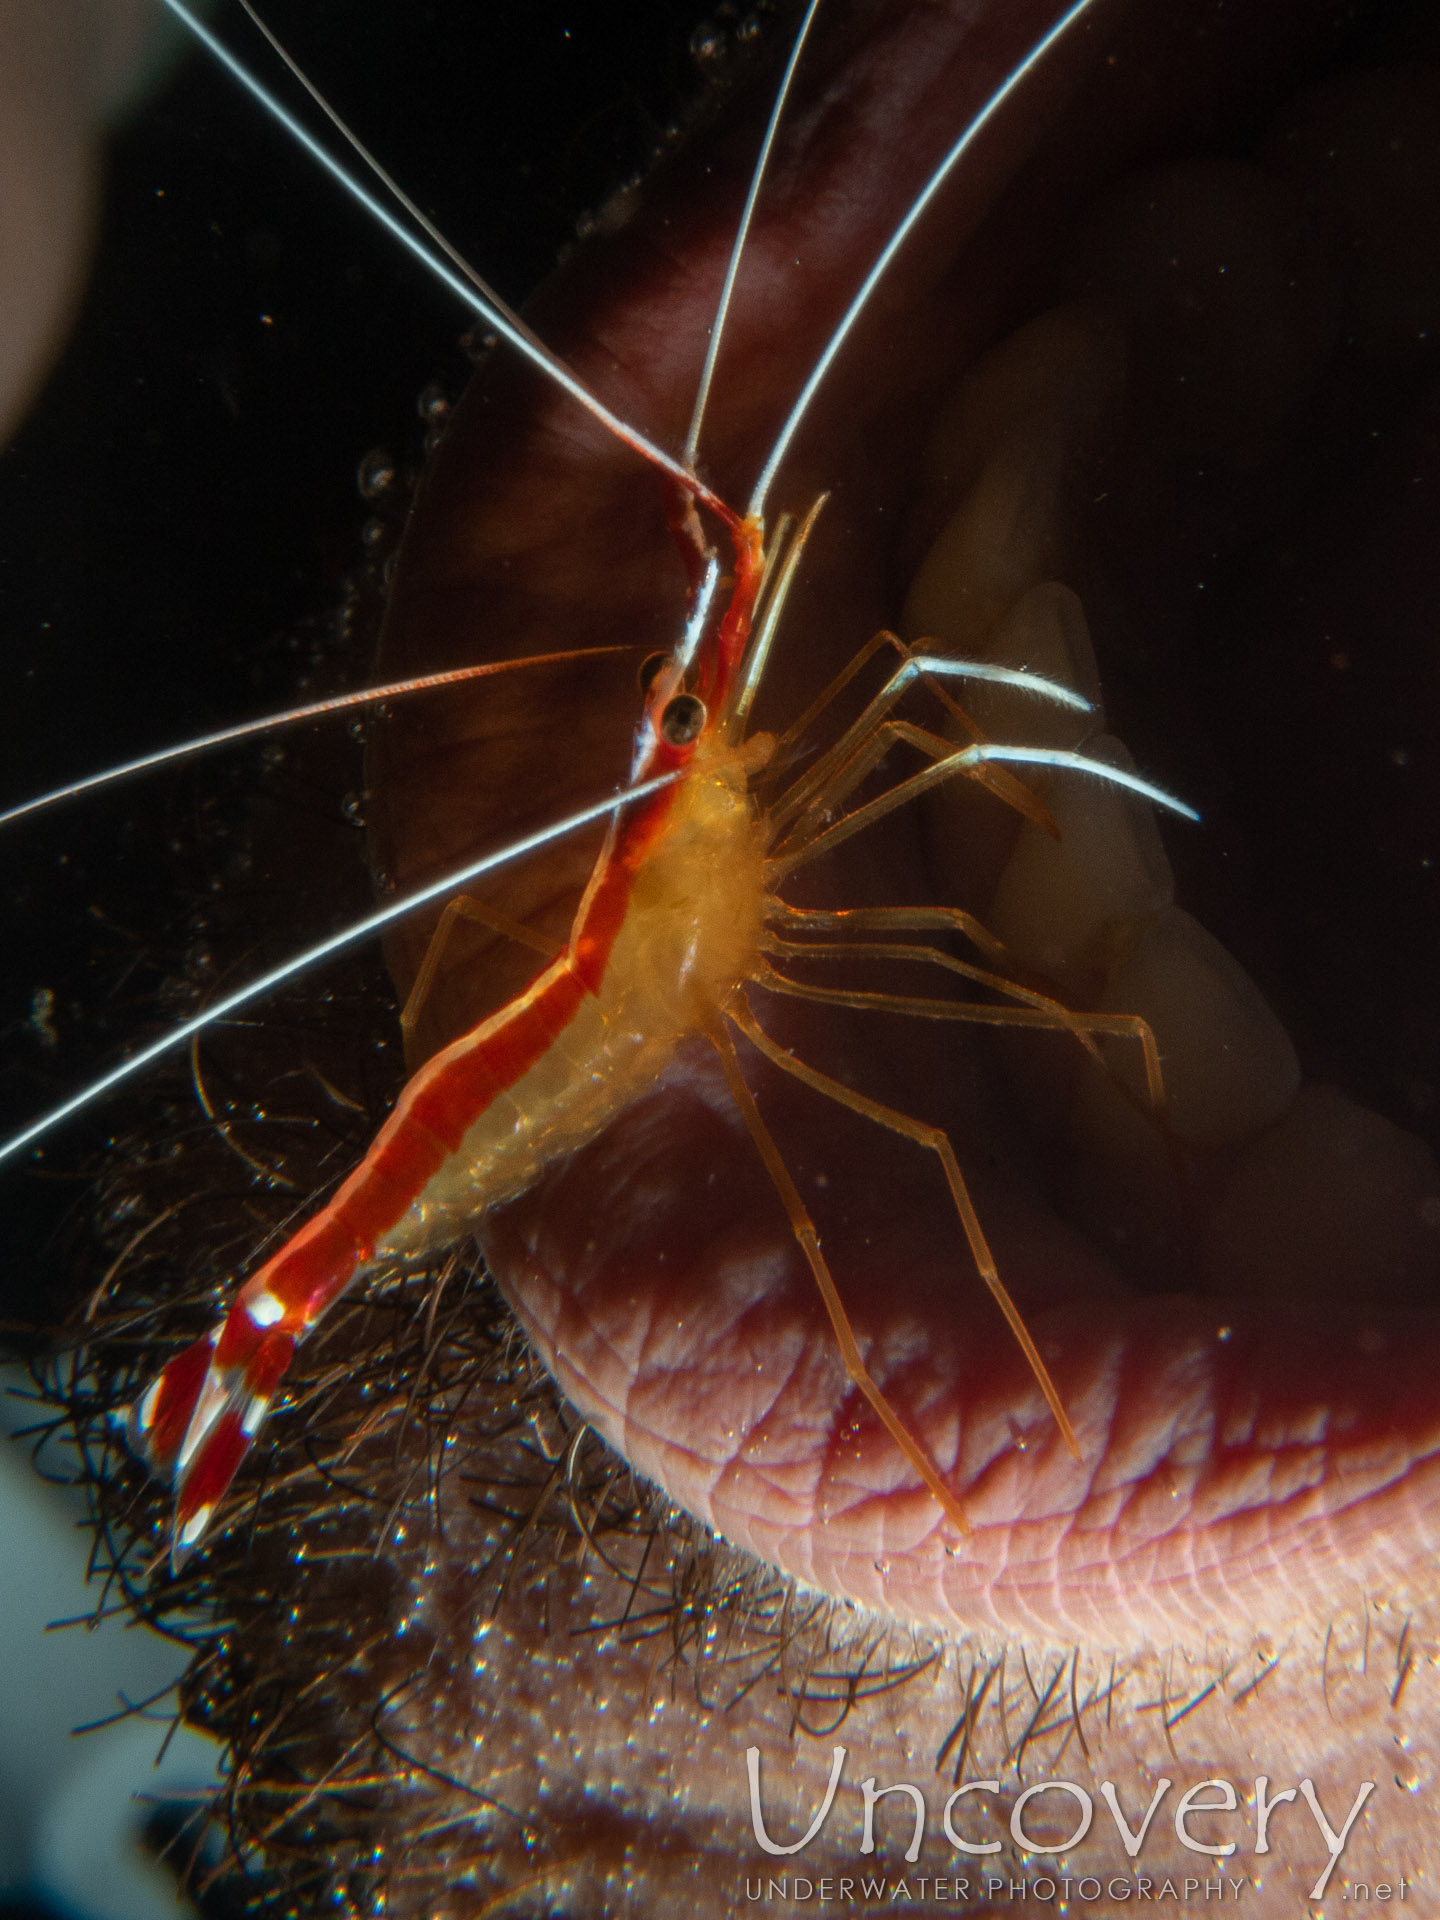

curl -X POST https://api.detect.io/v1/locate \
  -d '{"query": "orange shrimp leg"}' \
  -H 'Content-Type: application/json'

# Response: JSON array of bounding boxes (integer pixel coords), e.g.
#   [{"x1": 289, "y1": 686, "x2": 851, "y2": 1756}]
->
[
  {"x1": 760, "y1": 902, "x2": 1166, "y2": 1108},
  {"x1": 723, "y1": 996, "x2": 1082, "y2": 1465},
  {"x1": 765, "y1": 634, "x2": 1072, "y2": 850},
  {"x1": 769, "y1": 717, "x2": 1059, "y2": 875},
  {"x1": 399, "y1": 894, "x2": 563, "y2": 1046},
  {"x1": 704, "y1": 1016, "x2": 973, "y2": 1537},
  {"x1": 757, "y1": 960, "x2": 1166, "y2": 1112}
]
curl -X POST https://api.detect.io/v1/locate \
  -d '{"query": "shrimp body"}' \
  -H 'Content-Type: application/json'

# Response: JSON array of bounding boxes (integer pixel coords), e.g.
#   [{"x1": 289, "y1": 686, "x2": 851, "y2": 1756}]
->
[
  {"x1": 134, "y1": 657, "x2": 773, "y2": 1548},
  {"x1": 378, "y1": 748, "x2": 769, "y2": 1259},
  {"x1": 115, "y1": 0, "x2": 1194, "y2": 1561}
]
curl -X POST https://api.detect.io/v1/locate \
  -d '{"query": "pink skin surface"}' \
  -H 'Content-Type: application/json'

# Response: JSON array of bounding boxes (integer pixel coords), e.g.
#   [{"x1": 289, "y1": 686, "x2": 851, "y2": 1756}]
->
[{"x1": 370, "y1": 0, "x2": 1440, "y2": 1644}]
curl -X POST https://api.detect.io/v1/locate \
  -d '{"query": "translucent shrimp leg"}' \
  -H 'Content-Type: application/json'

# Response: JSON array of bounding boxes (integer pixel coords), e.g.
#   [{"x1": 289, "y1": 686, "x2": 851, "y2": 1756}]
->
[
  {"x1": 739, "y1": 949, "x2": 1176, "y2": 1447},
  {"x1": 723, "y1": 996, "x2": 1081, "y2": 1464},
  {"x1": 758, "y1": 964, "x2": 1167, "y2": 1105},
  {"x1": 765, "y1": 633, "x2": 1090, "y2": 847},
  {"x1": 771, "y1": 715, "x2": 1059, "y2": 864},
  {"x1": 704, "y1": 1016, "x2": 975, "y2": 1537},
  {"x1": 399, "y1": 895, "x2": 563, "y2": 1048},
  {"x1": 765, "y1": 885, "x2": 1013, "y2": 973},
  {"x1": 760, "y1": 904, "x2": 1165, "y2": 1108},
  {"x1": 769, "y1": 734, "x2": 1195, "y2": 884}
]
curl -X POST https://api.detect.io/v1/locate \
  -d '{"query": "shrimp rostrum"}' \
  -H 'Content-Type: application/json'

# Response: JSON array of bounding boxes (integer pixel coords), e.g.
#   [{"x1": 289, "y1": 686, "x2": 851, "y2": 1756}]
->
[{"x1": 15, "y1": 0, "x2": 1196, "y2": 1566}]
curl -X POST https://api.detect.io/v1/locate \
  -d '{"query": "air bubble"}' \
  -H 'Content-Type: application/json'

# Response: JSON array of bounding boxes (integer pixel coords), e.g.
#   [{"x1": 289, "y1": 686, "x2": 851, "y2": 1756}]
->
[
  {"x1": 690, "y1": 22, "x2": 727, "y2": 69},
  {"x1": 29, "y1": 987, "x2": 58, "y2": 1049},
  {"x1": 417, "y1": 382, "x2": 450, "y2": 423},
  {"x1": 356, "y1": 449, "x2": 396, "y2": 499},
  {"x1": 361, "y1": 517, "x2": 386, "y2": 550}
]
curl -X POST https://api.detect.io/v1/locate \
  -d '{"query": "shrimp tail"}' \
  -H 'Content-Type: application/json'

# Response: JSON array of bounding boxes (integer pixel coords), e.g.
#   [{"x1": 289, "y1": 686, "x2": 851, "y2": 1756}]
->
[{"x1": 126, "y1": 1295, "x2": 299, "y2": 1566}]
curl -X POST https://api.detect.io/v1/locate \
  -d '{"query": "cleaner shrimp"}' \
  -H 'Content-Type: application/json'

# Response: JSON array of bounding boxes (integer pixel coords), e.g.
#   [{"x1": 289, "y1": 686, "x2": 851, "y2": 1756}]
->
[
  {"x1": 8, "y1": 0, "x2": 1440, "y2": 1910},
  {"x1": 8, "y1": 0, "x2": 1201, "y2": 1560}
]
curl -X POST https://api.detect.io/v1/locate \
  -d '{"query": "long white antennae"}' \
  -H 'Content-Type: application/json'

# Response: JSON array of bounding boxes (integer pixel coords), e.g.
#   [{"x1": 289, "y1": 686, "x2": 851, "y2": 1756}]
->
[
  {"x1": 234, "y1": 0, "x2": 550, "y2": 366},
  {"x1": 158, "y1": 0, "x2": 737, "y2": 525},
  {"x1": 683, "y1": 0, "x2": 825, "y2": 471},
  {"x1": 748, "y1": 0, "x2": 1099, "y2": 516},
  {"x1": 0, "y1": 647, "x2": 636, "y2": 832},
  {"x1": 0, "y1": 769, "x2": 680, "y2": 1167}
]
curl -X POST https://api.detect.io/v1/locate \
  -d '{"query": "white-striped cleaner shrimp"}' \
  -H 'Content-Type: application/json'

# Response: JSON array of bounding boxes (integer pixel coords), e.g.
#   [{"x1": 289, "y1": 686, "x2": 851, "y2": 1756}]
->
[{"x1": 7, "y1": 0, "x2": 1440, "y2": 1912}]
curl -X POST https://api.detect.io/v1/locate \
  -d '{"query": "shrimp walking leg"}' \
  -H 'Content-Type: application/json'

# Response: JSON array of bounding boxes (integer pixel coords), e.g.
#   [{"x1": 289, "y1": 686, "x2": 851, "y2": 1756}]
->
[
  {"x1": 704, "y1": 1015, "x2": 972, "y2": 1539},
  {"x1": 757, "y1": 964, "x2": 1166, "y2": 1114},
  {"x1": 761, "y1": 906, "x2": 1166, "y2": 1108},
  {"x1": 770, "y1": 723, "x2": 1061, "y2": 876},
  {"x1": 724, "y1": 998, "x2": 1082, "y2": 1462},
  {"x1": 779, "y1": 710, "x2": 1061, "y2": 851},
  {"x1": 765, "y1": 630, "x2": 1075, "y2": 848},
  {"x1": 400, "y1": 894, "x2": 562, "y2": 1044},
  {"x1": 764, "y1": 894, "x2": 1012, "y2": 969}
]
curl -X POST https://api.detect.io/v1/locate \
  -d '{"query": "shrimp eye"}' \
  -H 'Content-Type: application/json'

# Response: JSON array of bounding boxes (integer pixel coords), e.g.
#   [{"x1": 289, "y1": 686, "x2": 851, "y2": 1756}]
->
[
  {"x1": 659, "y1": 693, "x2": 706, "y2": 746},
  {"x1": 638, "y1": 650, "x2": 669, "y2": 693}
]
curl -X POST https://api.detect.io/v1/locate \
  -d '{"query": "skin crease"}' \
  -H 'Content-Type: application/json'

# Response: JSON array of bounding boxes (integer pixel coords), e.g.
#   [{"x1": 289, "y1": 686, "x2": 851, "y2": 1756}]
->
[{"x1": 6, "y1": 0, "x2": 1439, "y2": 1913}]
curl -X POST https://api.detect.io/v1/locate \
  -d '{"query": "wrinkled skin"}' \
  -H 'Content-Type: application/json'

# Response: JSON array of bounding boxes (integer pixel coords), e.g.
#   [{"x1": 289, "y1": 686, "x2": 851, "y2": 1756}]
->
[
  {"x1": 11, "y1": 0, "x2": 1440, "y2": 1912},
  {"x1": 360, "y1": 0, "x2": 1440, "y2": 1909}
]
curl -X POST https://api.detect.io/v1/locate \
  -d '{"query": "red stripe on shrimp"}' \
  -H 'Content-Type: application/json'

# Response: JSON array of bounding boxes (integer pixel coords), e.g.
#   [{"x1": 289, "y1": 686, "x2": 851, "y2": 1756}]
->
[{"x1": 142, "y1": 760, "x2": 688, "y2": 1551}]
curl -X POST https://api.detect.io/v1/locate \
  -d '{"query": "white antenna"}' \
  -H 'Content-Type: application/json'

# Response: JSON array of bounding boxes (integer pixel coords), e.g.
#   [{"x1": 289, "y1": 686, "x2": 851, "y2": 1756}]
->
[
  {"x1": 234, "y1": 0, "x2": 550, "y2": 367},
  {"x1": 748, "y1": 0, "x2": 1100, "y2": 516},
  {"x1": 684, "y1": 0, "x2": 825, "y2": 472},
  {"x1": 158, "y1": 0, "x2": 737, "y2": 525},
  {"x1": 0, "y1": 770, "x2": 679, "y2": 1167},
  {"x1": 0, "y1": 648, "x2": 633, "y2": 831}
]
